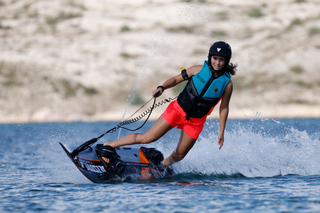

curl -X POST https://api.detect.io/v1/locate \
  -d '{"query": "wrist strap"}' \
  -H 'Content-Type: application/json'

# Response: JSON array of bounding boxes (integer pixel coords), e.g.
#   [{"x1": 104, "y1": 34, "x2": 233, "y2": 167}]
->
[{"x1": 157, "y1": 85, "x2": 165, "y2": 92}]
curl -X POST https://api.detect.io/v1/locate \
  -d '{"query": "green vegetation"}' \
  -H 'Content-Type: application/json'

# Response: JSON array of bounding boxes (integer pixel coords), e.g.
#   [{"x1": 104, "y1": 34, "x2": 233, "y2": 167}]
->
[
  {"x1": 291, "y1": 18, "x2": 303, "y2": 26},
  {"x1": 83, "y1": 87, "x2": 99, "y2": 95},
  {"x1": 290, "y1": 65, "x2": 304, "y2": 74},
  {"x1": 45, "y1": 11, "x2": 82, "y2": 25},
  {"x1": 120, "y1": 52, "x2": 138, "y2": 59},
  {"x1": 166, "y1": 25, "x2": 195, "y2": 34},
  {"x1": 248, "y1": 7, "x2": 264, "y2": 18},
  {"x1": 281, "y1": 98, "x2": 311, "y2": 105},
  {"x1": 192, "y1": 48, "x2": 207, "y2": 55},
  {"x1": 55, "y1": 79, "x2": 99, "y2": 98},
  {"x1": 216, "y1": 11, "x2": 229, "y2": 21},
  {"x1": 41, "y1": 75, "x2": 99, "y2": 98},
  {"x1": 294, "y1": 80, "x2": 307, "y2": 87},
  {"x1": 130, "y1": 93, "x2": 145, "y2": 105},
  {"x1": 0, "y1": 61, "x2": 24, "y2": 87},
  {"x1": 120, "y1": 25, "x2": 131, "y2": 33},
  {"x1": 286, "y1": 18, "x2": 303, "y2": 32},
  {"x1": 212, "y1": 30, "x2": 227, "y2": 37},
  {"x1": 28, "y1": 10, "x2": 39, "y2": 18},
  {"x1": 13, "y1": 13, "x2": 19, "y2": 19},
  {"x1": 309, "y1": 27, "x2": 320, "y2": 36}
]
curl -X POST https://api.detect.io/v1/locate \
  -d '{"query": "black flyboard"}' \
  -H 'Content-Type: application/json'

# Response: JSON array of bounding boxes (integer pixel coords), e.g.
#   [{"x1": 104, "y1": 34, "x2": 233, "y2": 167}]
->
[{"x1": 59, "y1": 142, "x2": 173, "y2": 183}]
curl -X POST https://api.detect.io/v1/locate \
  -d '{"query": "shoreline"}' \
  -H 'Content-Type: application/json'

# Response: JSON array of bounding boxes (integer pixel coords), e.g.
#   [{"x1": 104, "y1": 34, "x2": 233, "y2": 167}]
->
[{"x1": 1, "y1": 106, "x2": 319, "y2": 124}]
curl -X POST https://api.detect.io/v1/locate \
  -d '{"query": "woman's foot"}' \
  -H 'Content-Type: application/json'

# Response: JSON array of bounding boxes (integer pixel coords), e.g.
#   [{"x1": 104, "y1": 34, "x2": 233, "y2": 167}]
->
[
  {"x1": 100, "y1": 143, "x2": 113, "y2": 163},
  {"x1": 96, "y1": 144, "x2": 116, "y2": 161},
  {"x1": 95, "y1": 144, "x2": 126, "y2": 174}
]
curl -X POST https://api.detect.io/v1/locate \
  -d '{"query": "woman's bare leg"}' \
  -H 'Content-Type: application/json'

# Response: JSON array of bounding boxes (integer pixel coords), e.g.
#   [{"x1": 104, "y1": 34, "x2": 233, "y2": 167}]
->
[
  {"x1": 101, "y1": 116, "x2": 172, "y2": 163},
  {"x1": 104, "y1": 116, "x2": 173, "y2": 148},
  {"x1": 162, "y1": 130, "x2": 197, "y2": 166}
]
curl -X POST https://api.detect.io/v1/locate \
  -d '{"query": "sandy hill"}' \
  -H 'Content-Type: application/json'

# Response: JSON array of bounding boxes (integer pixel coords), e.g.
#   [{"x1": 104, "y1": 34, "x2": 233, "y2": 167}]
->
[{"x1": 0, "y1": 0, "x2": 319, "y2": 123}]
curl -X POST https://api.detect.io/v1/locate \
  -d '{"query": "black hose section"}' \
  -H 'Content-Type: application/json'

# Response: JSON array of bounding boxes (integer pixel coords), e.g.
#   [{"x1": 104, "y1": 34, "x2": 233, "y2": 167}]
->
[
  {"x1": 117, "y1": 96, "x2": 177, "y2": 128},
  {"x1": 70, "y1": 96, "x2": 177, "y2": 157},
  {"x1": 117, "y1": 98, "x2": 156, "y2": 132}
]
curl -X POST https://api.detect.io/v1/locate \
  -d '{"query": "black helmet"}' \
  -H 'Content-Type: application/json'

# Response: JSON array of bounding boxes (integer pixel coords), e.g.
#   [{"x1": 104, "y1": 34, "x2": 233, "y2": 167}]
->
[{"x1": 208, "y1": 41, "x2": 232, "y2": 61}]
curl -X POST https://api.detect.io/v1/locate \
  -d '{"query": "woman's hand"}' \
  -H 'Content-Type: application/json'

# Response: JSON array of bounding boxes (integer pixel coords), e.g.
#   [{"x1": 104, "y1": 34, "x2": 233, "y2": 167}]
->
[
  {"x1": 153, "y1": 86, "x2": 164, "y2": 97},
  {"x1": 218, "y1": 131, "x2": 224, "y2": 150}
]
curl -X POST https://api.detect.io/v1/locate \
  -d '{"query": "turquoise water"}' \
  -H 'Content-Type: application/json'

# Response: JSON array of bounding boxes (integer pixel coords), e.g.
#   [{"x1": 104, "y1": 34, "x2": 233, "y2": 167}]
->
[{"x1": 1, "y1": 118, "x2": 320, "y2": 212}]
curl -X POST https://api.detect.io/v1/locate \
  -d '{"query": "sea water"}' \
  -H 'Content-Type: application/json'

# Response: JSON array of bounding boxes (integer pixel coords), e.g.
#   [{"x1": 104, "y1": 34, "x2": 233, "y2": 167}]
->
[{"x1": 1, "y1": 118, "x2": 320, "y2": 212}]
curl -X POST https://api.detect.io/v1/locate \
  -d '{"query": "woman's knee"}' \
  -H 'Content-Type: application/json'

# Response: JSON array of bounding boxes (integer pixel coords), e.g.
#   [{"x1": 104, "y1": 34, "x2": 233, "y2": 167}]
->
[{"x1": 177, "y1": 152, "x2": 186, "y2": 160}]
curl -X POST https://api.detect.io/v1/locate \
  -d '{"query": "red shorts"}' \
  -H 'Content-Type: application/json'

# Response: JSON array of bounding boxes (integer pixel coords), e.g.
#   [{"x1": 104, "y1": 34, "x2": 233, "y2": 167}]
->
[{"x1": 162, "y1": 100, "x2": 207, "y2": 139}]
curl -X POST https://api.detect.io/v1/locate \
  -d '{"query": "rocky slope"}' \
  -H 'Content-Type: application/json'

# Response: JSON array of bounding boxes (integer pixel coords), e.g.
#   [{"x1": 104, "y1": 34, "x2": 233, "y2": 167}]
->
[{"x1": 0, "y1": 0, "x2": 319, "y2": 123}]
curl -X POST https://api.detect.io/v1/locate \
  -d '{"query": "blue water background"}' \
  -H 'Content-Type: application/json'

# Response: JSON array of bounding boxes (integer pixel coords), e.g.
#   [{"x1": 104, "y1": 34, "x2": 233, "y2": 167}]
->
[{"x1": 1, "y1": 118, "x2": 320, "y2": 212}]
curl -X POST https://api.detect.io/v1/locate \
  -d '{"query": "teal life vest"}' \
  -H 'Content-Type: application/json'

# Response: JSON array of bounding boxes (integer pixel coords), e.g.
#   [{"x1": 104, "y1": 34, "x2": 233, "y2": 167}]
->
[{"x1": 177, "y1": 61, "x2": 231, "y2": 119}]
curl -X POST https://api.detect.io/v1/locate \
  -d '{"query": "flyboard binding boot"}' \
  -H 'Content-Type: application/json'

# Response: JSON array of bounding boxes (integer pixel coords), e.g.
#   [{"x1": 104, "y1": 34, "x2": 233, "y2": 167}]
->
[
  {"x1": 140, "y1": 147, "x2": 174, "y2": 177},
  {"x1": 140, "y1": 147, "x2": 163, "y2": 165},
  {"x1": 95, "y1": 144, "x2": 126, "y2": 177}
]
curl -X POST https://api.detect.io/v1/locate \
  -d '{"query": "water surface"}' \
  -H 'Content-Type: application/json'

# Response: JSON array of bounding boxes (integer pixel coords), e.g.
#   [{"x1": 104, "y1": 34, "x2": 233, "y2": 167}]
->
[{"x1": 1, "y1": 118, "x2": 320, "y2": 212}]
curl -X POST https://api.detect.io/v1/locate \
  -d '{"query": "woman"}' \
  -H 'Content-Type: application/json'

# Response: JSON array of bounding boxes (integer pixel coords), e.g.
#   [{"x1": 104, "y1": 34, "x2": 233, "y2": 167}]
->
[{"x1": 97, "y1": 41, "x2": 237, "y2": 170}]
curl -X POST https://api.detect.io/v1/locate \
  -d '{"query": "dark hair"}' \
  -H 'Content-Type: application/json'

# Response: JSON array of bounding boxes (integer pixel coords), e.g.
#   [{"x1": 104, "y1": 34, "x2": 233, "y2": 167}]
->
[
  {"x1": 225, "y1": 62, "x2": 237, "y2": 76},
  {"x1": 208, "y1": 58, "x2": 237, "y2": 76}
]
